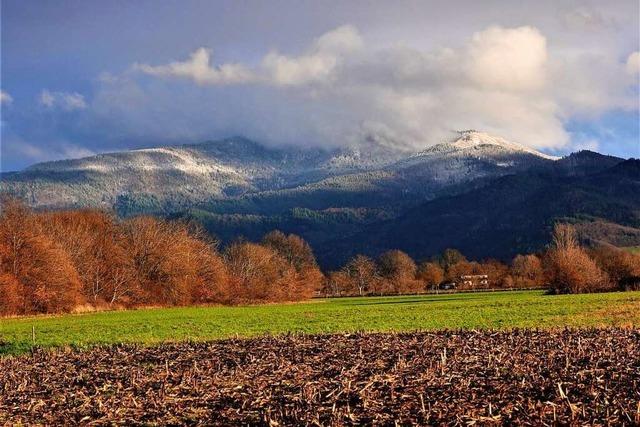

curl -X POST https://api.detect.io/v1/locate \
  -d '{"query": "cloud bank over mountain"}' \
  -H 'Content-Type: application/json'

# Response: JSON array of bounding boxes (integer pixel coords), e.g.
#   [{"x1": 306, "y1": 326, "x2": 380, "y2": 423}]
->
[
  {"x1": 96, "y1": 24, "x2": 640, "y2": 152},
  {"x1": 1, "y1": 1, "x2": 638, "y2": 171}
]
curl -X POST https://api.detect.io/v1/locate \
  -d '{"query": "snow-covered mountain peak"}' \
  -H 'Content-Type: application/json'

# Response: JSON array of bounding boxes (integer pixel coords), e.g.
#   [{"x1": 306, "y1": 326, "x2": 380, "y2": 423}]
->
[
  {"x1": 3, "y1": 131, "x2": 565, "y2": 212},
  {"x1": 449, "y1": 130, "x2": 559, "y2": 160}
]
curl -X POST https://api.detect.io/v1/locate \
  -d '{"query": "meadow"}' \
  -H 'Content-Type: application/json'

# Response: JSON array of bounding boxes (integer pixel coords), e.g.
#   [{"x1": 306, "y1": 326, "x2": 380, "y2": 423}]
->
[{"x1": 1, "y1": 290, "x2": 639, "y2": 355}]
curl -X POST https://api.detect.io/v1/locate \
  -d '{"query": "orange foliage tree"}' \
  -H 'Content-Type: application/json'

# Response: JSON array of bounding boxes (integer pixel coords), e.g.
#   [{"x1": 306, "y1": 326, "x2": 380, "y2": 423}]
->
[
  {"x1": 512, "y1": 254, "x2": 544, "y2": 288},
  {"x1": 416, "y1": 261, "x2": 444, "y2": 290},
  {"x1": 224, "y1": 241, "x2": 297, "y2": 303},
  {"x1": 376, "y1": 250, "x2": 420, "y2": 294},
  {"x1": 544, "y1": 224, "x2": 609, "y2": 294},
  {"x1": 589, "y1": 245, "x2": 640, "y2": 291},
  {"x1": 262, "y1": 231, "x2": 323, "y2": 299},
  {"x1": 123, "y1": 216, "x2": 228, "y2": 306},
  {"x1": 0, "y1": 199, "x2": 82, "y2": 314},
  {"x1": 40, "y1": 210, "x2": 135, "y2": 306}
]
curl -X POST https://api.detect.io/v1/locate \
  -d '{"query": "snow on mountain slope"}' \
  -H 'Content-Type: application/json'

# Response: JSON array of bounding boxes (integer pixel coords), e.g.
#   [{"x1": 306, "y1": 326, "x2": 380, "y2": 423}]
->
[
  {"x1": 0, "y1": 131, "x2": 557, "y2": 213},
  {"x1": 198, "y1": 131, "x2": 559, "y2": 214},
  {"x1": 313, "y1": 131, "x2": 556, "y2": 192},
  {"x1": 409, "y1": 130, "x2": 559, "y2": 161},
  {"x1": 28, "y1": 147, "x2": 241, "y2": 177},
  {"x1": 449, "y1": 130, "x2": 559, "y2": 160}
]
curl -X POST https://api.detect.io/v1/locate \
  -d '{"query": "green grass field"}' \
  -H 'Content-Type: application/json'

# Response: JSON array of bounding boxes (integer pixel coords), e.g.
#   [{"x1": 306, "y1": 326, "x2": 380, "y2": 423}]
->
[{"x1": 1, "y1": 290, "x2": 639, "y2": 355}]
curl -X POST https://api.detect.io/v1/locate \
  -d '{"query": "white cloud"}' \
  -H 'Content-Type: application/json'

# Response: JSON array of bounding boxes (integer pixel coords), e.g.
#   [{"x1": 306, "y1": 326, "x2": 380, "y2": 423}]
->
[
  {"x1": 79, "y1": 24, "x2": 640, "y2": 153},
  {"x1": 39, "y1": 90, "x2": 55, "y2": 107},
  {"x1": 1, "y1": 136, "x2": 95, "y2": 168},
  {"x1": 133, "y1": 47, "x2": 256, "y2": 85},
  {"x1": 467, "y1": 26, "x2": 547, "y2": 92},
  {"x1": 135, "y1": 25, "x2": 363, "y2": 87},
  {"x1": 260, "y1": 25, "x2": 364, "y2": 86},
  {"x1": 39, "y1": 90, "x2": 88, "y2": 111},
  {"x1": 626, "y1": 51, "x2": 640, "y2": 75},
  {"x1": 0, "y1": 90, "x2": 13, "y2": 105}
]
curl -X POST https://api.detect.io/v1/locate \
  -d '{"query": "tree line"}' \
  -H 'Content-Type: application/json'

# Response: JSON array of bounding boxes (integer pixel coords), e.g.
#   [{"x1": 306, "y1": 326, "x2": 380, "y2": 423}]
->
[
  {"x1": 1, "y1": 199, "x2": 638, "y2": 315},
  {"x1": 0, "y1": 199, "x2": 321, "y2": 315},
  {"x1": 324, "y1": 224, "x2": 640, "y2": 297}
]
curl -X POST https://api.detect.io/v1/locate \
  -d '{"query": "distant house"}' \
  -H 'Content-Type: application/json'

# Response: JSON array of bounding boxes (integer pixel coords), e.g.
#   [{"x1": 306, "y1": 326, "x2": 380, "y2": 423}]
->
[
  {"x1": 459, "y1": 274, "x2": 489, "y2": 288},
  {"x1": 439, "y1": 274, "x2": 489, "y2": 290}
]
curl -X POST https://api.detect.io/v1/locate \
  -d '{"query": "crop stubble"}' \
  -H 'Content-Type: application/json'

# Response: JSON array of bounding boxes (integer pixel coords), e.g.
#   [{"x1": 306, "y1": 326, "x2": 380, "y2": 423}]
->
[{"x1": 0, "y1": 329, "x2": 638, "y2": 425}]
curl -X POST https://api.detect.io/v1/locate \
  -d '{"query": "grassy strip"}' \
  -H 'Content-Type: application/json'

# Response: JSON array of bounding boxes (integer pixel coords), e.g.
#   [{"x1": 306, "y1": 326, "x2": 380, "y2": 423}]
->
[{"x1": 1, "y1": 290, "x2": 639, "y2": 355}]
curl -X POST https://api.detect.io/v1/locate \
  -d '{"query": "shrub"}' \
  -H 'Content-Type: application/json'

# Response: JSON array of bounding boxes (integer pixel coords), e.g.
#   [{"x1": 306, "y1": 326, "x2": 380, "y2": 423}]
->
[
  {"x1": 544, "y1": 224, "x2": 610, "y2": 294},
  {"x1": 589, "y1": 245, "x2": 640, "y2": 291}
]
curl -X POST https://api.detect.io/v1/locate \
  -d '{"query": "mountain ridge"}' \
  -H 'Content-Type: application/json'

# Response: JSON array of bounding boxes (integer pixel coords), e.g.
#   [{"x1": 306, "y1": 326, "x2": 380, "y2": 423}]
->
[
  {"x1": 316, "y1": 156, "x2": 638, "y2": 267},
  {"x1": 1, "y1": 131, "x2": 558, "y2": 212},
  {"x1": 1, "y1": 131, "x2": 635, "y2": 269}
]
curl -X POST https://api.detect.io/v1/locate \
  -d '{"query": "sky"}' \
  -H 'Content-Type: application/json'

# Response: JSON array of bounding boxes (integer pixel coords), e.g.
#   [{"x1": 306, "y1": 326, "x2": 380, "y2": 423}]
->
[{"x1": 1, "y1": 0, "x2": 639, "y2": 172}]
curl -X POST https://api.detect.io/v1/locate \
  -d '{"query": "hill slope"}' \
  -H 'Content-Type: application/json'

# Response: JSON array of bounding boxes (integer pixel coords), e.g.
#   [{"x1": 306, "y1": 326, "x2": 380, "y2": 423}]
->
[
  {"x1": 317, "y1": 155, "x2": 638, "y2": 267},
  {"x1": 0, "y1": 131, "x2": 554, "y2": 215}
]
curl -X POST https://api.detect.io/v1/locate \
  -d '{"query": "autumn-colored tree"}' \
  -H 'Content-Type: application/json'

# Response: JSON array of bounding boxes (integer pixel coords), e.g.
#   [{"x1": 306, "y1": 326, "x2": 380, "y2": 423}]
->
[
  {"x1": 502, "y1": 275, "x2": 515, "y2": 288},
  {"x1": 182, "y1": 225, "x2": 229, "y2": 304},
  {"x1": 262, "y1": 231, "x2": 317, "y2": 271},
  {"x1": 0, "y1": 239, "x2": 19, "y2": 313},
  {"x1": 341, "y1": 255, "x2": 378, "y2": 296},
  {"x1": 589, "y1": 245, "x2": 640, "y2": 290},
  {"x1": 262, "y1": 230, "x2": 323, "y2": 298},
  {"x1": 123, "y1": 216, "x2": 228, "y2": 306},
  {"x1": 445, "y1": 260, "x2": 480, "y2": 284},
  {"x1": 438, "y1": 249, "x2": 467, "y2": 273},
  {"x1": 376, "y1": 250, "x2": 421, "y2": 294},
  {"x1": 544, "y1": 224, "x2": 609, "y2": 294},
  {"x1": 552, "y1": 223, "x2": 578, "y2": 251},
  {"x1": 224, "y1": 242, "x2": 300, "y2": 303},
  {"x1": 324, "y1": 271, "x2": 351, "y2": 297},
  {"x1": 40, "y1": 210, "x2": 136, "y2": 306},
  {"x1": 480, "y1": 259, "x2": 509, "y2": 288},
  {"x1": 0, "y1": 274, "x2": 20, "y2": 314},
  {"x1": 512, "y1": 254, "x2": 544, "y2": 288},
  {"x1": 0, "y1": 199, "x2": 82, "y2": 314},
  {"x1": 416, "y1": 261, "x2": 444, "y2": 290}
]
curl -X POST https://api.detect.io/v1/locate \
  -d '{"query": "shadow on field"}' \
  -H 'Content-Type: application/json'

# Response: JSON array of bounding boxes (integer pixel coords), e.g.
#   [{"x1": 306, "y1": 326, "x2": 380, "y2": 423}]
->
[{"x1": 346, "y1": 295, "x2": 487, "y2": 306}]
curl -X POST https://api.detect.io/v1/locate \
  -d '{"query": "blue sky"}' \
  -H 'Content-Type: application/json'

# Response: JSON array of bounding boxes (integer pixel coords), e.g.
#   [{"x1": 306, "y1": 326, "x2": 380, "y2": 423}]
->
[{"x1": 1, "y1": 0, "x2": 639, "y2": 171}]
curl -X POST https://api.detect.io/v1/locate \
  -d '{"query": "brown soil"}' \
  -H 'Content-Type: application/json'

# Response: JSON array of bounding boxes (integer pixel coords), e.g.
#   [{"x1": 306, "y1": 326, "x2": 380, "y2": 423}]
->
[{"x1": 1, "y1": 329, "x2": 638, "y2": 425}]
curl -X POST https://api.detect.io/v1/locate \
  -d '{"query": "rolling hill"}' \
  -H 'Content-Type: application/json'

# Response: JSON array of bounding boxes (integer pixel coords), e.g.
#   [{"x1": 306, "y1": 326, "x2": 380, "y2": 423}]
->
[{"x1": 317, "y1": 154, "x2": 639, "y2": 267}]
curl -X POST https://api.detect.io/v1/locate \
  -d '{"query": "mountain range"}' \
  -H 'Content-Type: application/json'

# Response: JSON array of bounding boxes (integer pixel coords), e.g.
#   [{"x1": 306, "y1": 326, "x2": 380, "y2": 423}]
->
[{"x1": 1, "y1": 131, "x2": 637, "y2": 268}]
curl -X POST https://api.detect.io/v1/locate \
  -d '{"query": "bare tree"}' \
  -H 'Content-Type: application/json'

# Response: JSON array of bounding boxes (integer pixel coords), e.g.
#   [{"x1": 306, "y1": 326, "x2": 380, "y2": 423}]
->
[
  {"x1": 544, "y1": 223, "x2": 609, "y2": 294},
  {"x1": 512, "y1": 254, "x2": 543, "y2": 288},
  {"x1": 0, "y1": 198, "x2": 82, "y2": 314},
  {"x1": 343, "y1": 255, "x2": 378, "y2": 296}
]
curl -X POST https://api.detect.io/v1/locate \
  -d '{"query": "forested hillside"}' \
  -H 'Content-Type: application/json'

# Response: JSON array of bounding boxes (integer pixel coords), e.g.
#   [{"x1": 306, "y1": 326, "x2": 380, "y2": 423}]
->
[
  {"x1": 2, "y1": 132, "x2": 636, "y2": 270},
  {"x1": 318, "y1": 157, "x2": 640, "y2": 267}
]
